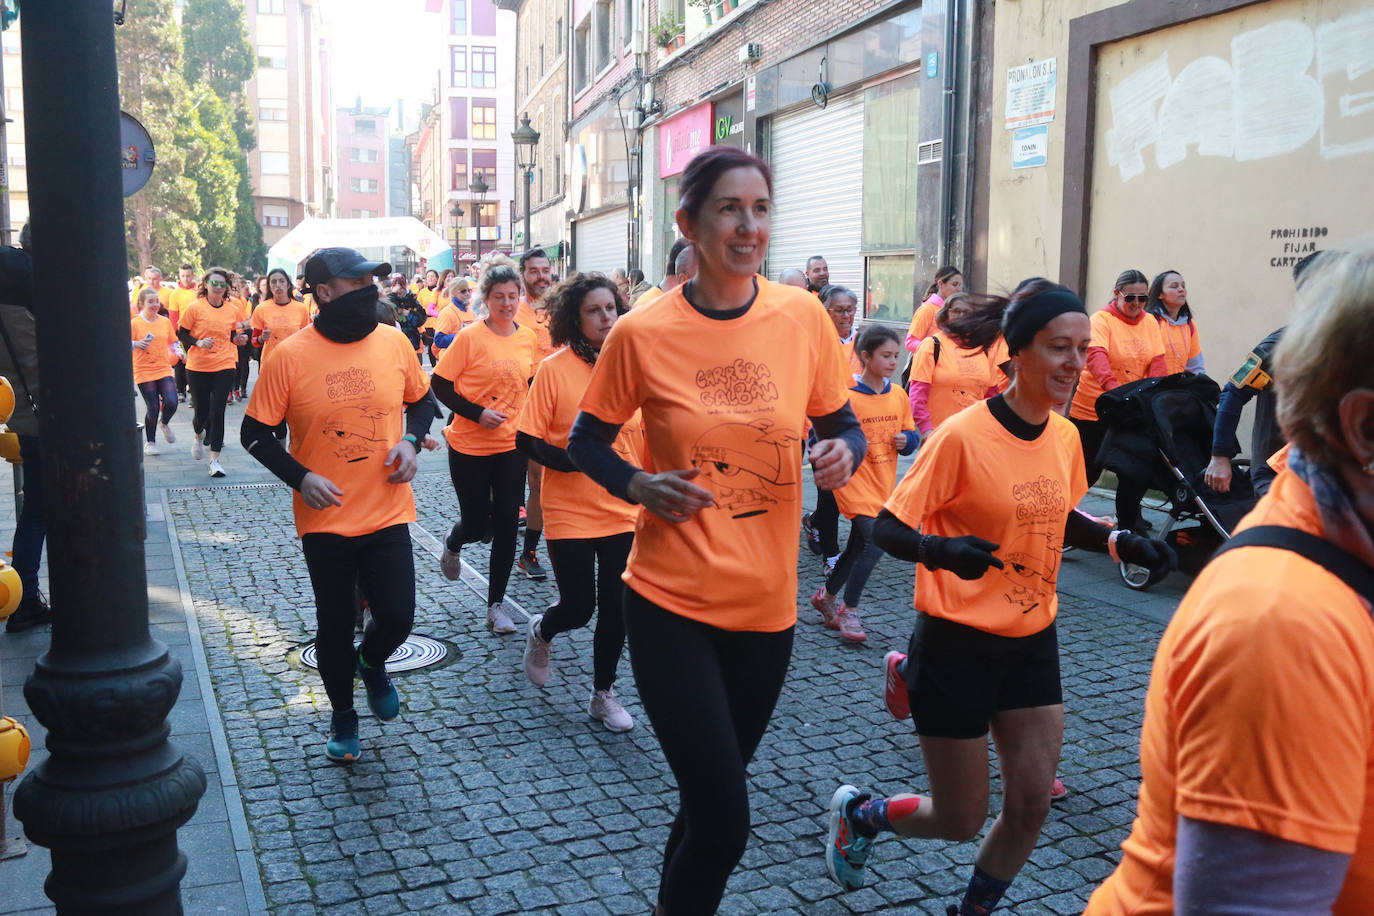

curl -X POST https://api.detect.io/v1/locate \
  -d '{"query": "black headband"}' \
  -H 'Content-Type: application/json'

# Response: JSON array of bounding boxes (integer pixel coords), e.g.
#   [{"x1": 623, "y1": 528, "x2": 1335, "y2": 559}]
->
[{"x1": 1003, "y1": 287, "x2": 1087, "y2": 355}]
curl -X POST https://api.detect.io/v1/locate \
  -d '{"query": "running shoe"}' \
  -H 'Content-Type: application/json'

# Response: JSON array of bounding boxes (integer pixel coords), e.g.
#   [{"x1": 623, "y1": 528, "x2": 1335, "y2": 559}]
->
[
  {"x1": 826, "y1": 785, "x2": 873, "y2": 891},
  {"x1": 325, "y1": 708, "x2": 360, "y2": 763},
  {"x1": 518, "y1": 506, "x2": 527, "y2": 528},
  {"x1": 356, "y1": 648, "x2": 399, "y2": 721},
  {"x1": 523, "y1": 613, "x2": 552, "y2": 687},
  {"x1": 810, "y1": 585, "x2": 840, "y2": 629},
  {"x1": 589, "y1": 688, "x2": 633, "y2": 733},
  {"x1": 883, "y1": 652, "x2": 911, "y2": 721},
  {"x1": 823, "y1": 554, "x2": 839, "y2": 576},
  {"x1": 439, "y1": 544, "x2": 462, "y2": 581},
  {"x1": 1051, "y1": 777, "x2": 1069, "y2": 803},
  {"x1": 836, "y1": 604, "x2": 867, "y2": 643},
  {"x1": 191, "y1": 436, "x2": 204, "y2": 460},
  {"x1": 518, "y1": 551, "x2": 548, "y2": 581},
  {"x1": 802, "y1": 512, "x2": 823, "y2": 555},
  {"x1": 5, "y1": 591, "x2": 51, "y2": 633},
  {"x1": 209, "y1": 458, "x2": 226, "y2": 478},
  {"x1": 487, "y1": 602, "x2": 517, "y2": 635},
  {"x1": 143, "y1": 442, "x2": 159, "y2": 456},
  {"x1": 159, "y1": 421, "x2": 176, "y2": 444}
]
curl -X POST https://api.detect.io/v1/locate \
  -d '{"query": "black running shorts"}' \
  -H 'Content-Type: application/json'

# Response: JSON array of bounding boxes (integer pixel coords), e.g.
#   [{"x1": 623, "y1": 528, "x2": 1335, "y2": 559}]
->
[{"x1": 904, "y1": 612, "x2": 1062, "y2": 740}]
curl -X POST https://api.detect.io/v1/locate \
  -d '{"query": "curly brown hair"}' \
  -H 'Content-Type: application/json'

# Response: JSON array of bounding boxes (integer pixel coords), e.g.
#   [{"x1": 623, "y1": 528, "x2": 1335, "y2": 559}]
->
[
  {"x1": 196, "y1": 267, "x2": 232, "y2": 300},
  {"x1": 544, "y1": 272, "x2": 627, "y2": 364}
]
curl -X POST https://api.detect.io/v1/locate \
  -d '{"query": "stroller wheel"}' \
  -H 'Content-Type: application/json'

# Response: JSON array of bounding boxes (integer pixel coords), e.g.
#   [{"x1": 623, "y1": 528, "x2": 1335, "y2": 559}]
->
[{"x1": 1120, "y1": 561, "x2": 1153, "y2": 591}]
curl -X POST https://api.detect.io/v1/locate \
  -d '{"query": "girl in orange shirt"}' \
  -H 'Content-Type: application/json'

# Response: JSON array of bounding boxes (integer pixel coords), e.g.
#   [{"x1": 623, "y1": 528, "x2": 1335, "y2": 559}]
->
[
  {"x1": 810, "y1": 325, "x2": 918, "y2": 643},
  {"x1": 909, "y1": 293, "x2": 1002, "y2": 437},
  {"x1": 825, "y1": 281, "x2": 1175, "y2": 914},
  {"x1": 131, "y1": 287, "x2": 180, "y2": 456},
  {"x1": 1145, "y1": 268, "x2": 1204, "y2": 375},
  {"x1": 904, "y1": 264, "x2": 962, "y2": 353},
  {"x1": 177, "y1": 267, "x2": 251, "y2": 477},
  {"x1": 516, "y1": 273, "x2": 641, "y2": 732}
]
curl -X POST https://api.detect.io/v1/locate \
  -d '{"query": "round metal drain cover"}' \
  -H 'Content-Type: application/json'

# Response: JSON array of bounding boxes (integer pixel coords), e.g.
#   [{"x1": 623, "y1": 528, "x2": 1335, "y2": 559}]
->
[{"x1": 299, "y1": 634, "x2": 450, "y2": 672}]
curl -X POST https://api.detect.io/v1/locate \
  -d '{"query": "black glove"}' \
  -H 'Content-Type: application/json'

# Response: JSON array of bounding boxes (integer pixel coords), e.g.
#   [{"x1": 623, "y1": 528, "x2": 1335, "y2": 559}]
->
[
  {"x1": 921, "y1": 534, "x2": 1004, "y2": 581},
  {"x1": 1117, "y1": 532, "x2": 1178, "y2": 581}
]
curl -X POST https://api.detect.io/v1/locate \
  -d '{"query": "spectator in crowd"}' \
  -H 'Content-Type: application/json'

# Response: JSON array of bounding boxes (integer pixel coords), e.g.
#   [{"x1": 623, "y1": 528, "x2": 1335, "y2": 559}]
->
[
  {"x1": 905, "y1": 265, "x2": 963, "y2": 352},
  {"x1": 779, "y1": 268, "x2": 809, "y2": 289},
  {"x1": 805, "y1": 255, "x2": 830, "y2": 296},
  {"x1": 635, "y1": 238, "x2": 691, "y2": 308},
  {"x1": 626, "y1": 269, "x2": 651, "y2": 305}
]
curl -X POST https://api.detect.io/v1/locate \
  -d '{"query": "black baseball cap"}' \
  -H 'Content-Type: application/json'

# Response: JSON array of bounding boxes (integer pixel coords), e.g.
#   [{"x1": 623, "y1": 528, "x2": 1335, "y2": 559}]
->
[{"x1": 302, "y1": 248, "x2": 391, "y2": 290}]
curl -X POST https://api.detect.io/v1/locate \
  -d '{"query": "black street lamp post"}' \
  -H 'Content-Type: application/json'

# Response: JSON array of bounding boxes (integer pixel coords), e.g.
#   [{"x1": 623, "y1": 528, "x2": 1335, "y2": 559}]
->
[
  {"x1": 468, "y1": 175, "x2": 489, "y2": 262},
  {"x1": 449, "y1": 200, "x2": 464, "y2": 272},
  {"x1": 511, "y1": 113, "x2": 540, "y2": 254},
  {"x1": 13, "y1": 2, "x2": 206, "y2": 912}
]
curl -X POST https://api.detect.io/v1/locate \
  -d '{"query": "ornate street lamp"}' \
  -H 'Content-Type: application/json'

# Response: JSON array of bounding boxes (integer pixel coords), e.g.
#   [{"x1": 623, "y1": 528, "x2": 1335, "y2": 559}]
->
[
  {"x1": 449, "y1": 200, "x2": 464, "y2": 271},
  {"x1": 468, "y1": 175, "x2": 489, "y2": 262},
  {"x1": 511, "y1": 112, "x2": 540, "y2": 255}
]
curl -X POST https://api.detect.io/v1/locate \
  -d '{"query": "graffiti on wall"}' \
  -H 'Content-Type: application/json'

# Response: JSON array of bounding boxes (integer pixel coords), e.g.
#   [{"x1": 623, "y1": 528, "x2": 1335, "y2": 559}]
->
[{"x1": 1104, "y1": 9, "x2": 1374, "y2": 181}]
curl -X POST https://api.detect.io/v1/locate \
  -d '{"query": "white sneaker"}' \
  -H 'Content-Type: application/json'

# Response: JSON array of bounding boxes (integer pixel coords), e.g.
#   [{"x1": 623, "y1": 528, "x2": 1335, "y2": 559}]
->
[
  {"x1": 523, "y1": 614, "x2": 552, "y2": 686},
  {"x1": 589, "y1": 688, "x2": 633, "y2": 733},
  {"x1": 191, "y1": 436, "x2": 204, "y2": 460},
  {"x1": 159, "y1": 421, "x2": 176, "y2": 444},
  {"x1": 209, "y1": 458, "x2": 225, "y2": 478},
  {"x1": 439, "y1": 545, "x2": 462, "y2": 581},
  {"x1": 486, "y1": 602, "x2": 516, "y2": 635},
  {"x1": 143, "y1": 442, "x2": 159, "y2": 456}
]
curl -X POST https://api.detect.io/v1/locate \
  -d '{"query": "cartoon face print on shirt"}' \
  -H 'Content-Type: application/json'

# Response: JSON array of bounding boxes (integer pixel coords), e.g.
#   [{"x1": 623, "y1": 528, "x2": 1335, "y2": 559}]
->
[
  {"x1": 690, "y1": 418, "x2": 798, "y2": 518},
  {"x1": 319, "y1": 367, "x2": 388, "y2": 463},
  {"x1": 486, "y1": 358, "x2": 526, "y2": 414},
  {"x1": 1001, "y1": 475, "x2": 1067, "y2": 614}
]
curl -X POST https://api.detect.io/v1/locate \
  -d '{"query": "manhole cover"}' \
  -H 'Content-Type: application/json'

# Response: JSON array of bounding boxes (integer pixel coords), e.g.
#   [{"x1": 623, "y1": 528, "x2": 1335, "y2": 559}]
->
[{"x1": 298, "y1": 634, "x2": 450, "y2": 672}]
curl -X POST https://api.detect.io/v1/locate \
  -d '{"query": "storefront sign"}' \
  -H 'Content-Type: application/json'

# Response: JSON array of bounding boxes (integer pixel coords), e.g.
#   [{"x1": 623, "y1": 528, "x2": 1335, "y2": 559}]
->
[
  {"x1": 658, "y1": 102, "x2": 713, "y2": 178},
  {"x1": 713, "y1": 91, "x2": 746, "y2": 149},
  {"x1": 1011, "y1": 124, "x2": 1049, "y2": 169},
  {"x1": 746, "y1": 76, "x2": 756, "y2": 112},
  {"x1": 1005, "y1": 58, "x2": 1057, "y2": 130}
]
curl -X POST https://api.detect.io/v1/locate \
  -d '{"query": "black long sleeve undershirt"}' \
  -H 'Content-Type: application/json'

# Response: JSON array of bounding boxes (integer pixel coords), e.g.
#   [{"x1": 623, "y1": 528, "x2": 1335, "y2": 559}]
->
[
  {"x1": 176, "y1": 326, "x2": 198, "y2": 350},
  {"x1": 516, "y1": 431, "x2": 577, "y2": 472},
  {"x1": 429, "y1": 373, "x2": 485, "y2": 422},
  {"x1": 567, "y1": 412, "x2": 640, "y2": 503},
  {"x1": 873, "y1": 506, "x2": 1113, "y2": 568}
]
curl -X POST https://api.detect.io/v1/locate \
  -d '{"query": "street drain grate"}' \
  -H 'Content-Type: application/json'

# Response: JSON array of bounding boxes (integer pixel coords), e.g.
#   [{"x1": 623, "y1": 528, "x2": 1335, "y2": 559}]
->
[{"x1": 294, "y1": 634, "x2": 453, "y2": 672}]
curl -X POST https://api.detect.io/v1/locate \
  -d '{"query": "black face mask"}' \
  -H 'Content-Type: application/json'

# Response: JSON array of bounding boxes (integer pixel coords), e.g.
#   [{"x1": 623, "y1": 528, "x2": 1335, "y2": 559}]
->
[{"x1": 313, "y1": 284, "x2": 379, "y2": 343}]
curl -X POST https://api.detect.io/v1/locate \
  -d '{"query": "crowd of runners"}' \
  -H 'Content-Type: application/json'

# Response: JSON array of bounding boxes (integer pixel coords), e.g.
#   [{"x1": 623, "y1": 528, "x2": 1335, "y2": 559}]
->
[{"x1": 118, "y1": 145, "x2": 1374, "y2": 915}]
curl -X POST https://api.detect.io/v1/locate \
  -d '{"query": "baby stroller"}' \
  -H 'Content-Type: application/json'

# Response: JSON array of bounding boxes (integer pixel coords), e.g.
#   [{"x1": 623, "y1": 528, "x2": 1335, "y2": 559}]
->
[{"x1": 1093, "y1": 374, "x2": 1259, "y2": 590}]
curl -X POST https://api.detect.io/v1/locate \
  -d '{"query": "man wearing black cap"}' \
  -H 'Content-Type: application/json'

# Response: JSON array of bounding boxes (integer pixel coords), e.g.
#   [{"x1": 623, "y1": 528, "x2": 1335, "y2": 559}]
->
[{"x1": 241, "y1": 247, "x2": 438, "y2": 763}]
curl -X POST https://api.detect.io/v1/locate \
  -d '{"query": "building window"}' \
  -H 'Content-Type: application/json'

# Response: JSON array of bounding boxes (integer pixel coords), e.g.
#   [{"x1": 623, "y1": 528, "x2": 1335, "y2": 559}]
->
[
  {"x1": 257, "y1": 0, "x2": 284, "y2": 12},
  {"x1": 556, "y1": 17, "x2": 563, "y2": 55},
  {"x1": 354, "y1": 119, "x2": 377, "y2": 134},
  {"x1": 450, "y1": 47, "x2": 467, "y2": 87},
  {"x1": 861, "y1": 73, "x2": 921, "y2": 321},
  {"x1": 472, "y1": 149, "x2": 497, "y2": 186},
  {"x1": 259, "y1": 99, "x2": 288, "y2": 121},
  {"x1": 262, "y1": 205, "x2": 289, "y2": 227},
  {"x1": 350, "y1": 209, "x2": 378, "y2": 219},
  {"x1": 348, "y1": 148, "x2": 380, "y2": 163},
  {"x1": 257, "y1": 45, "x2": 287, "y2": 69},
  {"x1": 554, "y1": 154, "x2": 561, "y2": 194},
  {"x1": 7, "y1": 145, "x2": 23, "y2": 168},
  {"x1": 472, "y1": 99, "x2": 496, "y2": 140},
  {"x1": 594, "y1": 0, "x2": 612, "y2": 73},
  {"x1": 472, "y1": 0, "x2": 496, "y2": 36},
  {"x1": 349, "y1": 178, "x2": 380, "y2": 193},
  {"x1": 472, "y1": 47, "x2": 496, "y2": 89},
  {"x1": 260, "y1": 151, "x2": 289, "y2": 175},
  {"x1": 539, "y1": 44, "x2": 545, "y2": 76},
  {"x1": 474, "y1": 202, "x2": 497, "y2": 237},
  {"x1": 451, "y1": 0, "x2": 466, "y2": 34},
  {"x1": 621, "y1": 0, "x2": 633, "y2": 50},
  {"x1": 573, "y1": 22, "x2": 589, "y2": 92},
  {"x1": 450, "y1": 98, "x2": 468, "y2": 139},
  {"x1": 450, "y1": 150, "x2": 468, "y2": 191}
]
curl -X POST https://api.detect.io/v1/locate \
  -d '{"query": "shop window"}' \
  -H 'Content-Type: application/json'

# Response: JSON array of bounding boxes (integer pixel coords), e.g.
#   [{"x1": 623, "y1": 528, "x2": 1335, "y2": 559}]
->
[
  {"x1": 472, "y1": 46, "x2": 497, "y2": 88},
  {"x1": 451, "y1": 47, "x2": 467, "y2": 87},
  {"x1": 861, "y1": 73, "x2": 920, "y2": 321},
  {"x1": 864, "y1": 255, "x2": 915, "y2": 324},
  {"x1": 472, "y1": 100, "x2": 496, "y2": 140},
  {"x1": 450, "y1": 97, "x2": 468, "y2": 139}
]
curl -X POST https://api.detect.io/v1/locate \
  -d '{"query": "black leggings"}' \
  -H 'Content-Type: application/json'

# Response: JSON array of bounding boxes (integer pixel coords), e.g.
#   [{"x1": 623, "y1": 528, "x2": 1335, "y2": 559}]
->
[
  {"x1": 301, "y1": 524, "x2": 416, "y2": 712},
  {"x1": 137, "y1": 376, "x2": 177, "y2": 442},
  {"x1": 1072, "y1": 416, "x2": 1148, "y2": 531},
  {"x1": 812, "y1": 486, "x2": 840, "y2": 557},
  {"x1": 541, "y1": 532, "x2": 633, "y2": 691},
  {"x1": 824, "y1": 514, "x2": 881, "y2": 608},
  {"x1": 187, "y1": 367, "x2": 236, "y2": 452},
  {"x1": 446, "y1": 447, "x2": 525, "y2": 606},
  {"x1": 624, "y1": 588, "x2": 794, "y2": 914},
  {"x1": 174, "y1": 361, "x2": 188, "y2": 396},
  {"x1": 235, "y1": 343, "x2": 253, "y2": 393}
]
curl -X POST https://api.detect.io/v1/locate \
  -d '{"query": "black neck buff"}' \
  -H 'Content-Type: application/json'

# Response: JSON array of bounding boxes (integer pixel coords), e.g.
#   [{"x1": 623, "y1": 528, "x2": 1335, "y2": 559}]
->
[{"x1": 314, "y1": 284, "x2": 380, "y2": 343}]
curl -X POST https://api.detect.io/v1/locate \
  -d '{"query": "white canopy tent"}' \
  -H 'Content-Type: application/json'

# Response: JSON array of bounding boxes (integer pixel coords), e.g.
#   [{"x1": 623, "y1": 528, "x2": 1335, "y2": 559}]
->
[{"x1": 266, "y1": 217, "x2": 450, "y2": 275}]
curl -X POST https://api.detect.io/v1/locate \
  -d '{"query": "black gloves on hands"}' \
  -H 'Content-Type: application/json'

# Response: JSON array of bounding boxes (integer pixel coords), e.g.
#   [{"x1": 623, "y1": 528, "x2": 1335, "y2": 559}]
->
[
  {"x1": 920, "y1": 534, "x2": 1004, "y2": 581},
  {"x1": 1116, "y1": 531, "x2": 1179, "y2": 582}
]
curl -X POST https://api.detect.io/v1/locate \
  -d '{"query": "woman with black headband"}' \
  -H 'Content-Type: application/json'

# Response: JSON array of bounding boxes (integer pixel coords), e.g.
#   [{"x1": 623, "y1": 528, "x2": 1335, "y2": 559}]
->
[{"x1": 825, "y1": 280, "x2": 1175, "y2": 916}]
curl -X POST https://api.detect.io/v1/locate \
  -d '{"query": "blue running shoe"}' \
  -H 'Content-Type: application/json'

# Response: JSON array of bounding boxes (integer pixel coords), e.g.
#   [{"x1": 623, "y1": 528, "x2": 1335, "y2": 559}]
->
[
  {"x1": 357, "y1": 649, "x2": 399, "y2": 721},
  {"x1": 826, "y1": 784, "x2": 874, "y2": 891},
  {"x1": 326, "y1": 709, "x2": 360, "y2": 763}
]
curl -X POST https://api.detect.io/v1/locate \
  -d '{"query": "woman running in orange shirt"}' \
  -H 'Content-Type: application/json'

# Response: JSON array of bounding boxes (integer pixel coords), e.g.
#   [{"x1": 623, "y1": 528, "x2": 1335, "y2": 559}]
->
[
  {"x1": 1145, "y1": 268, "x2": 1204, "y2": 375},
  {"x1": 1087, "y1": 249, "x2": 1374, "y2": 916},
  {"x1": 177, "y1": 267, "x2": 250, "y2": 477},
  {"x1": 516, "y1": 273, "x2": 642, "y2": 732},
  {"x1": 430, "y1": 277, "x2": 477, "y2": 361},
  {"x1": 131, "y1": 287, "x2": 180, "y2": 456},
  {"x1": 1069, "y1": 268, "x2": 1168, "y2": 533},
  {"x1": 909, "y1": 292, "x2": 1003, "y2": 437},
  {"x1": 810, "y1": 325, "x2": 917, "y2": 644},
  {"x1": 905, "y1": 265, "x2": 963, "y2": 353},
  {"x1": 568, "y1": 146, "x2": 866, "y2": 915},
  {"x1": 431, "y1": 264, "x2": 539, "y2": 635},
  {"x1": 825, "y1": 281, "x2": 1174, "y2": 915}
]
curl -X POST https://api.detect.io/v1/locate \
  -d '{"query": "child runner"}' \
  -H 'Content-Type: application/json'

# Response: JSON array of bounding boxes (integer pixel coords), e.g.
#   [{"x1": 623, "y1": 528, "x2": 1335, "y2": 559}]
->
[
  {"x1": 811, "y1": 324, "x2": 917, "y2": 644},
  {"x1": 825, "y1": 281, "x2": 1174, "y2": 915},
  {"x1": 516, "y1": 272, "x2": 643, "y2": 732},
  {"x1": 131, "y1": 287, "x2": 180, "y2": 456}
]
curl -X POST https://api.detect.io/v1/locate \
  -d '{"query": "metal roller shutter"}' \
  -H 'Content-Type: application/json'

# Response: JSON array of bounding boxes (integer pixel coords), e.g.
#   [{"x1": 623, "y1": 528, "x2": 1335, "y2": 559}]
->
[
  {"x1": 573, "y1": 208, "x2": 629, "y2": 277},
  {"x1": 766, "y1": 92, "x2": 865, "y2": 291}
]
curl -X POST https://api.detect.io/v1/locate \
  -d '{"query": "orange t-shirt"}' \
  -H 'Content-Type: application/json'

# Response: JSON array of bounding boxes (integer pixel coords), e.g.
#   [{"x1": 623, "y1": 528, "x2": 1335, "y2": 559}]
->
[
  {"x1": 433, "y1": 320, "x2": 539, "y2": 456},
  {"x1": 130, "y1": 314, "x2": 176, "y2": 385},
  {"x1": 245, "y1": 324, "x2": 430, "y2": 538},
  {"x1": 232, "y1": 297, "x2": 252, "y2": 323},
  {"x1": 884, "y1": 401, "x2": 1087, "y2": 637},
  {"x1": 988, "y1": 336, "x2": 1011, "y2": 391},
  {"x1": 251, "y1": 299, "x2": 312, "y2": 365},
  {"x1": 578, "y1": 278, "x2": 853, "y2": 632},
  {"x1": 1085, "y1": 467, "x2": 1374, "y2": 916},
  {"x1": 633, "y1": 285, "x2": 664, "y2": 307},
  {"x1": 839, "y1": 337, "x2": 864, "y2": 375},
  {"x1": 130, "y1": 284, "x2": 172, "y2": 314},
  {"x1": 429, "y1": 303, "x2": 476, "y2": 358},
  {"x1": 516, "y1": 298, "x2": 555, "y2": 361},
  {"x1": 518, "y1": 347, "x2": 644, "y2": 540},
  {"x1": 911, "y1": 331, "x2": 998, "y2": 429},
  {"x1": 1156, "y1": 315, "x2": 1201, "y2": 375},
  {"x1": 417, "y1": 288, "x2": 439, "y2": 329},
  {"x1": 178, "y1": 298, "x2": 243, "y2": 373},
  {"x1": 834, "y1": 381, "x2": 914, "y2": 519},
  {"x1": 1070, "y1": 308, "x2": 1167, "y2": 421},
  {"x1": 167, "y1": 286, "x2": 197, "y2": 329},
  {"x1": 904, "y1": 296, "x2": 941, "y2": 350}
]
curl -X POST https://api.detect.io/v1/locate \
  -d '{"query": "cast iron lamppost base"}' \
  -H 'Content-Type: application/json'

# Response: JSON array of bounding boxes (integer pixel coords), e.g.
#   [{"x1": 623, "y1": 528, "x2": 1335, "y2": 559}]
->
[{"x1": 468, "y1": 175, "x2": 489, "y2": 263}]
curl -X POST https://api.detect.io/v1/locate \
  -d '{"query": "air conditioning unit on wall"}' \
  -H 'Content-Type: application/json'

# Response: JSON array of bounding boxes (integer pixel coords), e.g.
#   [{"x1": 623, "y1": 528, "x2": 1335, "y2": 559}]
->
[{"x1": 738, "y1": 42, "x2": 763, "y2": 63}]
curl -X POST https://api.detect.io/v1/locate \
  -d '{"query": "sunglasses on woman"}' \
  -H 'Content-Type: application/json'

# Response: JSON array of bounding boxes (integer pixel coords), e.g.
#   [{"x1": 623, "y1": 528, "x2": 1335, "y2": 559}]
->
[{"x1": 1119, "y1": 293, "x2": 1147, "y2": 303}]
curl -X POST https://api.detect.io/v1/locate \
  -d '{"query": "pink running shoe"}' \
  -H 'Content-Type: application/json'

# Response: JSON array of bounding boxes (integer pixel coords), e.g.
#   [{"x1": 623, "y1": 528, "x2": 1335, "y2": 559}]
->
[
  {"x1": 810, "y1": 585, "x2": 839, "y2": 629},
  {"x1": 884, "y1": 651, "x2": 911, "y2": 721},
  {"x1": 836, "y1": 604, "x2": 866, "y2": 643},
  {"x1": 1051, "y1": 777, "x2": 1070, "y2": 802}
]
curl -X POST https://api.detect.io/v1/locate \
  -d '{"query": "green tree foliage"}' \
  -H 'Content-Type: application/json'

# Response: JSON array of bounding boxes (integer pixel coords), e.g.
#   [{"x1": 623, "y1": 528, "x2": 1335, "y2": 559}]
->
[{"x1": 180, "y1": 0, "x2": 256, "y2": 101}]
